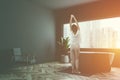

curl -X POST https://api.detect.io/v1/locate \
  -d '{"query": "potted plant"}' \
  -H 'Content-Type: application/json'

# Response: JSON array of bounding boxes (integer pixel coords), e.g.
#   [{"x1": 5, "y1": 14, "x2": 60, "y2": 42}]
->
[{"x1": 57, "y1": 37, "x2": 70, "y2": 63}]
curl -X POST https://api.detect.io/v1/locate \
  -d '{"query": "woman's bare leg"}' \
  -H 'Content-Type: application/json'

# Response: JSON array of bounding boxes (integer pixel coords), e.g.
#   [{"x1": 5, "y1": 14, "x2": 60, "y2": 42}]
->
[
  {"x1": 72, "y1": 57, "x2": 75, "y2": 73},
  {"x1": 70, "y1": 50, "x2": 75, "y2": 73},
  {"x1": 71, "y1": 49, "x2": 79, "y2": 73},
  {"x1": 74, "y1": 49, "x2": 79, "y2": 73},
  {"x1": 76, "y1": 52, "x2": 79, "y2": 73}
]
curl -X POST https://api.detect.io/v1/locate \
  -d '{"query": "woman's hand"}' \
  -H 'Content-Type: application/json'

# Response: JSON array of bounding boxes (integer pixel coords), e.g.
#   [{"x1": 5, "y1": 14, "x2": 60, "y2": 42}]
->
[{"x1": 71, "y1": 14, "x2": 74, "y2": 18}]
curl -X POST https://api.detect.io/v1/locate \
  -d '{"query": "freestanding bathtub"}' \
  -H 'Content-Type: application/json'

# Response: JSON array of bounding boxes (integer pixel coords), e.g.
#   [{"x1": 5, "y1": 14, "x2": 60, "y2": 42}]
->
[{"x1": 79, "y1": 51, "x2": 114, "y2": 74}]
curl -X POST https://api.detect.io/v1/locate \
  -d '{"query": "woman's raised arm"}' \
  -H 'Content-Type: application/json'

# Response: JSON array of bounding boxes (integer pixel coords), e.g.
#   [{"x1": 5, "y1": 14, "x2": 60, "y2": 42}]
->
[
  {"x1": 69, "y1": 14, "x2": 80, "y2": 30},
  {"x1": 72, "y1": 15, "x2": 80, "y2": 30}
]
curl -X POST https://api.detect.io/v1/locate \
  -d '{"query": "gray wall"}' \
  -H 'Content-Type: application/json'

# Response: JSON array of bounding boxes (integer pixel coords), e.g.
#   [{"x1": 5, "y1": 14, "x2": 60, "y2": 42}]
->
[{"x1": 0, "y1": 0, "x2": 55, "y2": 63}]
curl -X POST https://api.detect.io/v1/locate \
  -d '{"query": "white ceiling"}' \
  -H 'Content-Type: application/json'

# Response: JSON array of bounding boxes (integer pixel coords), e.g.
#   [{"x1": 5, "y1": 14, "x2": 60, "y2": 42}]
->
[{"x1": 37, "y1": 0, "x2": 99, "y2": 10}]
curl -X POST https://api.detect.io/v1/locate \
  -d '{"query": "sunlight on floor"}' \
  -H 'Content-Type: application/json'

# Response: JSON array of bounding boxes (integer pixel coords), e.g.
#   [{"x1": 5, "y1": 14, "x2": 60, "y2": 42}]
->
[{"x1": 0, "y1": 62, "x2": 120, "y2": 80}]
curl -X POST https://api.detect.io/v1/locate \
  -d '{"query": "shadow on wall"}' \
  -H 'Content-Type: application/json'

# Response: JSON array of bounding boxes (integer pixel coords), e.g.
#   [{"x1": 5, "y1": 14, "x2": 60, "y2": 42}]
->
[{"x1": 0, "y1": 49, "x2": 13, "y2": 72}]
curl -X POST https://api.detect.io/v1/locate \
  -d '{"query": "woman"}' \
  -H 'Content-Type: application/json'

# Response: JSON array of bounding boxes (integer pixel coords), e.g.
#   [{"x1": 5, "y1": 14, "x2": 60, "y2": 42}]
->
[{"x1": 70, "y1": 14, "x2": 80, "y2": 73}]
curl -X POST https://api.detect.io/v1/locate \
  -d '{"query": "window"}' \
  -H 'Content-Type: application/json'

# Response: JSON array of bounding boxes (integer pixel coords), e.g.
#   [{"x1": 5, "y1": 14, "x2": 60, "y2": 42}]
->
[{"x1": 63, "y1": 17, "x2": 120, "y2": 48}]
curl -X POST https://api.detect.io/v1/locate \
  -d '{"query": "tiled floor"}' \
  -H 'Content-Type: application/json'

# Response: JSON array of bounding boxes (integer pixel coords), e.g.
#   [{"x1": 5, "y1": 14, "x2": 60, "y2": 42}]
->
[{"x1": 0, "y1": 62, "x2": 120, "y2": 80}]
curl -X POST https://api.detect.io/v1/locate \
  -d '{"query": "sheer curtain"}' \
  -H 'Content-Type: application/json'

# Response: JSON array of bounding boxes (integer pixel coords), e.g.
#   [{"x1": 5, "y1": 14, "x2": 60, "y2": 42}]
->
[{"x1": 63, "y1": 17, "x2": 120, "y2": 48}]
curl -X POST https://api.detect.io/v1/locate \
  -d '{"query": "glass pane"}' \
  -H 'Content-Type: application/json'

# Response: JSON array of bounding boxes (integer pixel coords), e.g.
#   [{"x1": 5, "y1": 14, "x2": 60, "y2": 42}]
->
[{"x1": 63, "y1": 17, "x2": 120, "y2": 48}]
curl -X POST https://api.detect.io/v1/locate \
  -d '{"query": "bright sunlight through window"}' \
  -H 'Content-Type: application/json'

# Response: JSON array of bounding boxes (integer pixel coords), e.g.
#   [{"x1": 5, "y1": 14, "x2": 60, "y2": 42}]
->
[{"x1": 63, "y1": 17, "x2": 120, "y2": 48}]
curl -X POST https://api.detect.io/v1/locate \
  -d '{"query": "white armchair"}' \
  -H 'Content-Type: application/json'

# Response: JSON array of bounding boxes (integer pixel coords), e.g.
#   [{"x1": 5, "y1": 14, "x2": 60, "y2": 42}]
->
[
  {"x1": 12, "y1": 48, "x2": 36, "y2": 65},
  {"x1": 12, "y1": 48, "x2": 29, "y2": 64}
]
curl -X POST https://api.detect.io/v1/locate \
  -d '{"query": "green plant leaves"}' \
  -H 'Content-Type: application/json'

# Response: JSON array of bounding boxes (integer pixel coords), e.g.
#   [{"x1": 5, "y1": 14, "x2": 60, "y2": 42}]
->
[{"x1": 57, "y1": 37, "x2": 70, "y2": 55}]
